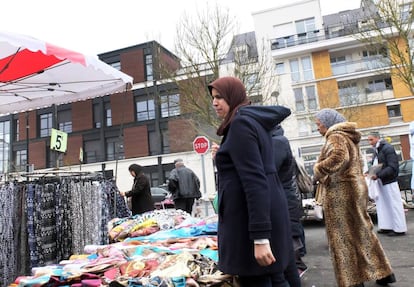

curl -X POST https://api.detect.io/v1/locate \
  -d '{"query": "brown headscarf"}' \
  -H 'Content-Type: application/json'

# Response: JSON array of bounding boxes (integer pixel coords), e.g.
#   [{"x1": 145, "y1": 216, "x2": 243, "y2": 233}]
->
[{"x1": 208, "y1": 77, "x2": 250, "y2": 136}]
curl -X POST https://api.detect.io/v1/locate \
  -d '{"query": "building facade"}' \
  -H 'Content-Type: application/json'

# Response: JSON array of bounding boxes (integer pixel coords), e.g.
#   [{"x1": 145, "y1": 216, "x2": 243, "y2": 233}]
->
[
  {"x1": 252, "y1": 0, "x2": 414, "y2": 173},
  {"x1": 0, "y1": 41, "x2": 216, "y2": 196}
]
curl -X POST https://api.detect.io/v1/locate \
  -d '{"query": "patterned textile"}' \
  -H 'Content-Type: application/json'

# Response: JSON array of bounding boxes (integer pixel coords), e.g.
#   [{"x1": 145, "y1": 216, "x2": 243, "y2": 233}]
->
[{"x1": 1, "y1": 177, "x2": 127, "y2": 287}]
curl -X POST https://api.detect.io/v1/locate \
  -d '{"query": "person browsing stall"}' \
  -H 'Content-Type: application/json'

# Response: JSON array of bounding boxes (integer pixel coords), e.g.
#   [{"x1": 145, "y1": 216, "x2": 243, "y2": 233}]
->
[{"x1": 209, "y1": 76, "x2": 300, "y2": 287}]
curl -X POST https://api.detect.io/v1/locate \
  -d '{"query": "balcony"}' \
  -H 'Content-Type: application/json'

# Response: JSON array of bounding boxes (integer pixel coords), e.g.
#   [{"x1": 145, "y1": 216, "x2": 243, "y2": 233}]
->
[{"x1": 331, "y1": 56, "x2": 391, "y2": 76}]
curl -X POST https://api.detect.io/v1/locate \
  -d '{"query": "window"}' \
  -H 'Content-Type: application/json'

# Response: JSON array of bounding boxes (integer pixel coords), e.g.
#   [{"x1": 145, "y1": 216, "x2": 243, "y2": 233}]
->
[
  {"x1": 338, "y1": 82, "x2": 359, "y2": 106},
  {"x1": 58, "y1": 109, "x2": 72, "y2": 133},
  {"x1": 148, "y1": 129, "x2": 169, "y2": 155},
  {"x1": 148, "y1": 130, "x2": 157, "y2": 156},
  {"x1": 161, "y1": 94, "x2": 180, "y2": 118},
  {"x1": 273, "y1": 35, "x2": 295, "y2": 49},
  {"x1": 294, "y1": 85, "x2": 317, "y2": 112},
  {"x1": 245, "y1": 73, "x2": 260, "y2": 91},
  {"x1": 301, "y1": 57, "x2": 313, "y2": 81},
  {"x1": 14, "y1": 118, "x2": 19, "y2": 141},
  {"x1": 106, "y1": 137, "x2": 124, "y2": 161},
  {"x1": 145, "y1": 54, "x2": 153, "y2": 81},
  {"x1": 294, "y1": 88, "x2": 305, "y2": 112},
  {"x1": 137, "y1": 99, "x2": 155, "y2": 121},
  {"x1": 275, "y1": 62, "x2": 285, "y2": 74},
  {"x1": 330, "y1": 55, "x2": 347, "y2": 75},
  {"x1": 298, "y1": 119, "x2": 309, "y2": 136},
  {"x1": 400, "y1": 3, "x2": 412, "y2": 22},
  {"x1": 0, "y1": 121, "x2": 11, "y2": 175},
  {"x1": 289, "y1": 57, "x2": 313, "y2": 82},
  {"x1": 367, "y1": 78, "x2": 392, "y2": 93},
  {"x1": 39, "y1": 113, "x2": 53, "y2": 137},
  {"x1": 387, "y1": 104, "x2": 401, "y2": 118},
  {"x1": 14, "y1": 150, "x2": 27, "y2": 172},
  {"x1": 93, "y1": 103, "x2": 102, "y2": 128},
  {"x1": 110, "y1": 61, "x2": 121, "y2": 71},
  {"x1": 305, "y1": 86, "x2": 317, "y2": 110},
  {"x1": 105, "y1": 103, "x2": 112, "y2": 127},
  {"x1": 290, "y1": 59, "x2": 300, "y2": 82},
  {"x1": 234, "y1": 45, "x2": 249, "y2": 64},
  {"x1": 295, "y1": 18, "x2": 316, "y2": 43},
  {"x1": 162, "y1": 129, "x2": 170, "y2": 154},
  {"x1": 84, "y1": 140, "x2": 101, "y2": 163}
]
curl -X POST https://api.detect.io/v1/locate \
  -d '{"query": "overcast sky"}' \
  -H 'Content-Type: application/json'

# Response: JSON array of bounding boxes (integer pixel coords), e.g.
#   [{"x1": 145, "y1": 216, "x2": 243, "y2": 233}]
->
[{"x1": 1, "y1": 0, "x2": 361, "y2": 55}]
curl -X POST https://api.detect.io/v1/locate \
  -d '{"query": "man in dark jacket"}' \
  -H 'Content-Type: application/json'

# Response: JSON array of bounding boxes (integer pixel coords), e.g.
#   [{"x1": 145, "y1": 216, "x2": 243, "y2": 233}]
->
[
  {"x1": 367, "y1": 131, "x2": 407, "y2": 236},
  {"x1": 272, "y1": 125, "x2": 308, "y2": 277},
  {"x1": 168, "y1": 159, "x2": 201, "y2": 214}
]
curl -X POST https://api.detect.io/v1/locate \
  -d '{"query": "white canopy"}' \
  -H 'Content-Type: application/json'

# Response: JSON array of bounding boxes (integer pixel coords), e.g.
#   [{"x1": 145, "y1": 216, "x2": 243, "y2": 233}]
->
[{"x1": 0, "y1": 31, "x2": 133, "y2": 115}]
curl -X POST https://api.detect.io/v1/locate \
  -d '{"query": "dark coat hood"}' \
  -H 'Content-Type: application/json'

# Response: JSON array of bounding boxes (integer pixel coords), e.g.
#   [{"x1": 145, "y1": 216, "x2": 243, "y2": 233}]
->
[{"x1": 238, "y1": 105, "x2": 291, "y2": 132}]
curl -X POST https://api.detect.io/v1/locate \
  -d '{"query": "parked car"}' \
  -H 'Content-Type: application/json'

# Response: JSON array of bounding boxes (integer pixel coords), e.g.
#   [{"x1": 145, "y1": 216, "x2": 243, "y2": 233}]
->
[
  {"x1": 150, "y1": 187, "x2": 174, "y2": 209},
  {"x1": 398, "y1": 159, "x2": 412, "y2": 191}
]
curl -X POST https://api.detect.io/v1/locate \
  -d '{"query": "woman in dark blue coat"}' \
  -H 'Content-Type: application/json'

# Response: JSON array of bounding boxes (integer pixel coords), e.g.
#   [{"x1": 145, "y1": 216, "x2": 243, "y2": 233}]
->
[{"x1": 209, "y1": 77, "x2": 300, "y2": 287}]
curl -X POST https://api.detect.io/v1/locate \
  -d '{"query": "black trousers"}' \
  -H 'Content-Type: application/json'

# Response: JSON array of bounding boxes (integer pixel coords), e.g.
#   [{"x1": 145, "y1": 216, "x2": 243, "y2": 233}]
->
[{"x1": 174, "y1": 198, "x2": 195, "y2": 214}]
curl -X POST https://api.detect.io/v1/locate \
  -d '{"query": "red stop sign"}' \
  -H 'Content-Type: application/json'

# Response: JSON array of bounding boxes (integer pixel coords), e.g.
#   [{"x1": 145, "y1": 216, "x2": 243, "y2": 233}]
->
[{"x1": 193, "y1": 136, "x2": 210, "y2": 154}]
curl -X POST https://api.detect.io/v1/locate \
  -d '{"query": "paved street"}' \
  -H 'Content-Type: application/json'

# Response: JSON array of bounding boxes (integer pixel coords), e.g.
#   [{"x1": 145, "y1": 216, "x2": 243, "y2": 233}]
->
[{"x1": 300, "y1": 206, "x2": 414, "y2": 287}]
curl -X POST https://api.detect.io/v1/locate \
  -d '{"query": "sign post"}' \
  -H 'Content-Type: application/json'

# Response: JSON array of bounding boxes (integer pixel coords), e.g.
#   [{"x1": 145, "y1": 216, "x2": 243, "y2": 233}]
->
[{"x1": 193, "y1": 136, "x2": 210, "y2": 216}]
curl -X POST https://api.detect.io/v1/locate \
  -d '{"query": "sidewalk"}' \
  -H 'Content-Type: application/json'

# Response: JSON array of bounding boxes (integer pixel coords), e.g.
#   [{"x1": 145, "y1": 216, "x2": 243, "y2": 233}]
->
[{"x1": 300, "y1": 208, "x2": 414, "y2": 287}]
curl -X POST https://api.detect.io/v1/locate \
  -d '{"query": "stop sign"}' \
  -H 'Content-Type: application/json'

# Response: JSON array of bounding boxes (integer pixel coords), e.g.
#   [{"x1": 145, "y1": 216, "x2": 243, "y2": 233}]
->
[{"x1": 193, "y1": 136, "x2": 210, "y2": 154}]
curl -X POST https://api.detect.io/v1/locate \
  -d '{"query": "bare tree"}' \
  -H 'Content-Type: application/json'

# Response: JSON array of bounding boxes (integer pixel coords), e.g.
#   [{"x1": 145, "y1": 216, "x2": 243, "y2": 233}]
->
[
  {"x1": 354, "y1": 0, "x2": 414, "y2": 95},
  {"x1": 158, "y1": 3, "x2": 279, "y2": 142}
]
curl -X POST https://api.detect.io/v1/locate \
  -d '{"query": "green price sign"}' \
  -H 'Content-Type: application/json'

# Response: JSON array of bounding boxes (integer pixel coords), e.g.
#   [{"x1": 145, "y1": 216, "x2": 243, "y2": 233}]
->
[{"x1": 50, "y1": 128, "x2": 68, "y2": 153}]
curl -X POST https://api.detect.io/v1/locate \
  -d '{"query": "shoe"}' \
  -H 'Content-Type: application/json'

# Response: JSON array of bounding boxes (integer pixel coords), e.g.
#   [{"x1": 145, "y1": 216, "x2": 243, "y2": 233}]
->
[
  {"x1": 377, "y1": 229, "x2": 392, "y2": 234},
  {"x1": 376, "y1": 273, "x2": 396, "y2": 285},
  {"x1": 387, "y1": 231, "x2": 406, "y2": 237},
  {"x1": 298, "y1": 267, "x2": 308, "y2": 278}
]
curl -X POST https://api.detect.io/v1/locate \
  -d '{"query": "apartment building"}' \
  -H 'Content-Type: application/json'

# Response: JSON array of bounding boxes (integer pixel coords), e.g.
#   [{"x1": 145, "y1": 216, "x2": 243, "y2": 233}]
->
[
  {"x1": 252, "y1": 0, "x2": 414, "y2": 172},
  {"x1": 0, "y1": 41, "x2": 217, "y2": 195}
]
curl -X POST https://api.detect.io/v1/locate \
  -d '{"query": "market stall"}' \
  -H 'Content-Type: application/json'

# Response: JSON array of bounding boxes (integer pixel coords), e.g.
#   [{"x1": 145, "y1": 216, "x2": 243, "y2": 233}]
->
[{"x1": 0, "y1": 30, "x2": 132, "y2": 115}]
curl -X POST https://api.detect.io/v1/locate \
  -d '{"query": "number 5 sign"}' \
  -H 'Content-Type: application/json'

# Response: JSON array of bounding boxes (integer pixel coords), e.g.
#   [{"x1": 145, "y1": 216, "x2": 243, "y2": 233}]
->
[{"x1": 50, "y1": 128, "x2": 68, "y2": 153}]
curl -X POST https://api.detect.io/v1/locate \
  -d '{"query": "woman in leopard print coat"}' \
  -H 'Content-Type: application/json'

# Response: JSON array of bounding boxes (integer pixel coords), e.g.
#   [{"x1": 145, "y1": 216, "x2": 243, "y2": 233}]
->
[{"x1": 313, "y1": 109, "x2": 394, "y2": 287}]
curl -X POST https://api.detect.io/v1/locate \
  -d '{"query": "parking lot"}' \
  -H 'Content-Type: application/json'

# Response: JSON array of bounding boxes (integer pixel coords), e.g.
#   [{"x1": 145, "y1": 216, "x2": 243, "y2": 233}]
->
[{"x1": 300, "y1": 207, "x2": 414, "y2": 287}]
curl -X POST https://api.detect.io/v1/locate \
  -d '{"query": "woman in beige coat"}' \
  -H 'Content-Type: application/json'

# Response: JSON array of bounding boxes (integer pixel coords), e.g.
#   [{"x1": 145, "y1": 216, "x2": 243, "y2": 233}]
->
[{"x1": 313, "y1": 109, "x2": 395, "y2": 287}]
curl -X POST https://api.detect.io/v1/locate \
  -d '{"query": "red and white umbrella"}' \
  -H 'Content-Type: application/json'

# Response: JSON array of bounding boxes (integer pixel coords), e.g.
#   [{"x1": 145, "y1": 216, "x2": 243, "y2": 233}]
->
[{"x1": 0, "y1": 30, "x2": 133, "y2": 115}]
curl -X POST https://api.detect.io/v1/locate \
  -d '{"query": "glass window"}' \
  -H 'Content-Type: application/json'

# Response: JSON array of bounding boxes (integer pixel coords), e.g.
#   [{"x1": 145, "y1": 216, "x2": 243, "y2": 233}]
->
[
  {"x1": 161, "y1": 94, "x2": 180, "y2": 118},
  {"x1": 387, "y1": 105, "x2": 401, "y2": 118},
  {"x1": 162, "y1": 129, "x2": 170, "y2": 154},
  {"x1": 14, "y1": 149, "x2": 27, "y2": 172},
  {"x1": 105, "y1": 103, "x2": 112, "y2": 127},
  {"x1": 305, "y1": 85, "x2": 317, "y2": 110},
  {"x1": 148, "y1": 130, "x2": 157, "y2": 156},
  {"x1": 301, "y1": 56, "x2": 313, "y2": 81},
  {"x1": 275, "y1": 62, "x2": 285, "y2": 74},
  {"x1": 58, "y1": 109, "x2": 72, "y2": 133},
  {"x1": 245, "y1": 74, "x2": 259, "y2": 91},
  {"x1": 338, "y1": 82, "x2": 358, "y2": 106},
  {"x1": 93, "y1": 103, "x2": 102, "y2": 128},
  {"x1": 235, "y1": 45, "x2": 249, "y2": 64},
  {"x1": 84, "y1": 140, "x2": 101, "y2": 163},
  {"x1": 15, "y1": 119, "x2": 19, "y2": 141},
  {"x1": 137, "y1": 99, "x2": 155, "y2": 121},
  {"x1": 0, "y1": 121, "x2": 11, "y2": 175},
  {"x1": 290, "y1": 59, "x2": 300, "y2": 82},
  {"x1": 145, "y1": 54, "x2": 153, "y2": 81},
  {"x1": 294, "y1": 88, "x2": 305, "y2": 112},
  {"x1": 367, "y1": 78, "x2": 392, "y2": 93},
  {"x1": 39, "y1": 113, "x2": 53, "y2": 137},
  {"x1": 106, "y1": 137, "x2": 124, "y2": 161}
]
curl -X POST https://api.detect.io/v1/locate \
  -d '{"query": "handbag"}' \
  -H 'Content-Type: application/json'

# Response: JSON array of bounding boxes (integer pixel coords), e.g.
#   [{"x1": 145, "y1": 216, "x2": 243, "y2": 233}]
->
[
  {"x1": 295, "y1": 159, "x2": 314, "y2": 194},
  {"x1": 314, "y1": 203, "x2": 324, "y2": 220}
]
